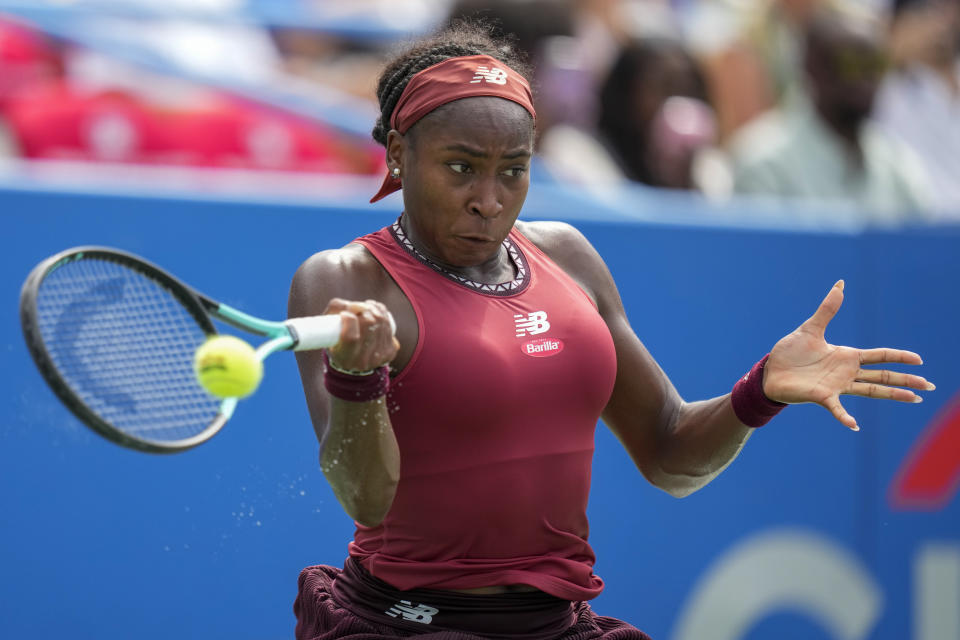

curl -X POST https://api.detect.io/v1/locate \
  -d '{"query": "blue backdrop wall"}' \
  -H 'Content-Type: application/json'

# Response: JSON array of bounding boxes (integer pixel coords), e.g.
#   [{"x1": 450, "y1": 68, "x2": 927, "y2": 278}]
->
[{"x1": 2, "y1": 184, "x2": 958, "y2": 639}]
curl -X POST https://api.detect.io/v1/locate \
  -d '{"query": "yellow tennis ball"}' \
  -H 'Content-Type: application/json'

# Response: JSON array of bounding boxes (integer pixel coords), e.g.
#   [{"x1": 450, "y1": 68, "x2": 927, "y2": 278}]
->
[{"x1": 194, "y1": 335, "x2": 263, "y2": 398}]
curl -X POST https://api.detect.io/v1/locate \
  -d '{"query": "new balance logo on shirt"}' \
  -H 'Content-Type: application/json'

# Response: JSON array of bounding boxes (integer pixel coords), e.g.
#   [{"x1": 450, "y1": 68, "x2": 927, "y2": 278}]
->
[
  {"x1": 385, "y1": 600, "x2": 439, "y2": 623},
  {"x1": 514, "y1": 311, "x2": 550, "y2": 336},
  {"x1": 470, "y1": 65, "x2": 508, "y2": 85}
]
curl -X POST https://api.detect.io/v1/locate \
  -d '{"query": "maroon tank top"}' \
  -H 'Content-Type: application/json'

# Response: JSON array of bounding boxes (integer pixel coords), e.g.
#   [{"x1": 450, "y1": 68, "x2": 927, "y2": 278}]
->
[{"x1": 349, "y1": 220, "x2": 617, "y2": 601}]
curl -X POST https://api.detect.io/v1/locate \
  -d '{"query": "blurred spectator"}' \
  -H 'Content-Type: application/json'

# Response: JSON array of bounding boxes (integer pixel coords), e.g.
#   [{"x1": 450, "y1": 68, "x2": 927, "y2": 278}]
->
[
  {"x1": 683, "y1": 0, "x2": 830, "y2": 141},
  {"x1": 597, "y1": 36, "x2": 731, "y2": 195},
  {"x1": 645, "y1": 95, "x2": 723, "y2": 191},
  {"x1": 741, "y1": 0, "x2": 826, "y2": 104},
  {"x1": 729, "y1": 4, "x2": 932, "y2": 221},
  {"x1": 874, "y1": 0, "x2": 960, "y2": 216},
  {"x1": 538, "y1": 34, "x2": 732, "y2": 198},
  {"x1": 596, "y1": 37, "x2": 711, "y2": 184}
]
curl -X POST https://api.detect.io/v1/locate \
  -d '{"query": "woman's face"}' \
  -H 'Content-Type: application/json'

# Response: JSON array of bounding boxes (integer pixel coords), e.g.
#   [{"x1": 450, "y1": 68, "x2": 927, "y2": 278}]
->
[{"x1": 388, "y1": 96, "x2": 535, "y2": 269}]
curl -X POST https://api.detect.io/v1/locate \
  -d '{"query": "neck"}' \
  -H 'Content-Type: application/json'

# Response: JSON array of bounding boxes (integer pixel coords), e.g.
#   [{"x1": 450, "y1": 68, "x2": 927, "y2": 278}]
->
[{"x1": 399, "y1": 214, "x2": 516, "y2": 285}]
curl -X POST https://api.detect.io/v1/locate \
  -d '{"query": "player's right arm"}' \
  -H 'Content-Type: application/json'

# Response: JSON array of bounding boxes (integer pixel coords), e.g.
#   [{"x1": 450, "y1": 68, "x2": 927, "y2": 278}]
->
[{"x1": 288, "y1": 244, "x2": 401, "y2": 527}]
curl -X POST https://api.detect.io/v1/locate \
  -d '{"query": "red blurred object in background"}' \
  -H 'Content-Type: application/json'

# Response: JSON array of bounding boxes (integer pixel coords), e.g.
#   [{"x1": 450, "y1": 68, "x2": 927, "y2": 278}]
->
[
  {"x1": 0, "y1": 17, "x2": 64, "y2": 107},
  {"x1": 0, "y1": 17, "x2": 382, "y2": 175}
]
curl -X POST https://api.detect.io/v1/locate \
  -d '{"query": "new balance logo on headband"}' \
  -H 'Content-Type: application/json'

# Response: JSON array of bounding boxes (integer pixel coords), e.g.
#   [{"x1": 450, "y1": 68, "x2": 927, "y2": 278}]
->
[{"x1": 471, "y1": 65, "x2": 508, "y2": 85}]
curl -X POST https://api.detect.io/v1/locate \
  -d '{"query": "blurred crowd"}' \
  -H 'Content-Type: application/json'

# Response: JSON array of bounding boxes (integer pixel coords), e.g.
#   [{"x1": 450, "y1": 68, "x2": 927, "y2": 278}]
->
[{"x1": 1, "y1": 0, "x2": 958, "y2": 222}]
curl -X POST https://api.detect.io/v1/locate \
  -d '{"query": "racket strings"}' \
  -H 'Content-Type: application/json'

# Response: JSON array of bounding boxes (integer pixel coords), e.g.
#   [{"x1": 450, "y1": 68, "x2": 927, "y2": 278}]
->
[{"x1": 34, "y1": 258, "x2": 221, "y2": 442}]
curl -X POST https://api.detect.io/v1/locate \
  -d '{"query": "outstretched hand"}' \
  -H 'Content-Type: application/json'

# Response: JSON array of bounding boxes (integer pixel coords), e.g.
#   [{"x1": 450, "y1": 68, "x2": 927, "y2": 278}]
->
[{"x1": 762, "y1": 281, "x2": 934, "y2": 431}]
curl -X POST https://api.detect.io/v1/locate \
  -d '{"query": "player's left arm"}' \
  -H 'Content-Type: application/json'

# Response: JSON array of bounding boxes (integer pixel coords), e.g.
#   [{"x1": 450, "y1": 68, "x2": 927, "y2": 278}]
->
[
  {"x1": 520, "y1": 221, "x2": 934, "y2": 498},
  {"x1": 520, "y1": 220, "x2": 748, "y2": 496}
]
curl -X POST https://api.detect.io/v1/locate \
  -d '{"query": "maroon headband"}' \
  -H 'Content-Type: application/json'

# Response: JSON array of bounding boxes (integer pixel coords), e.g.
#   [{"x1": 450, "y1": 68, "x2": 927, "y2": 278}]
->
[{"x1": 370, "y1": 54, "x2": 536, "y2": 203}]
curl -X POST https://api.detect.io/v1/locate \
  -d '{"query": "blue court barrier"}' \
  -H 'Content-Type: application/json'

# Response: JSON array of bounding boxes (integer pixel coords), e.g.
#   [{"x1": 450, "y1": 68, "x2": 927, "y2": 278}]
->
[{"x1": 1, "y1": 181, "x2": 958, "y2": 640}]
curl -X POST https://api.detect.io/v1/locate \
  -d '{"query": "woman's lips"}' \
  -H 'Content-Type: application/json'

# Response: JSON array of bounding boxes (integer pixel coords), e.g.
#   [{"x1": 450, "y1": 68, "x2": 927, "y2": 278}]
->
[{"x1": 456, "y1": 234, "x2": 496, "y2": 244}]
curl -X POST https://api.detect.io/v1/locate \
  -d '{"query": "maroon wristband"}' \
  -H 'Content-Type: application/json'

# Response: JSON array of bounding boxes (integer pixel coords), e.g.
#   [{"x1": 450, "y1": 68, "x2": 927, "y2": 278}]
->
[
  {"x1": 322, "y1": 351, "x2": 390, "y2": 403},
  {"x1": 731, "y1": 354, "x2": 787, "y2": 428}
]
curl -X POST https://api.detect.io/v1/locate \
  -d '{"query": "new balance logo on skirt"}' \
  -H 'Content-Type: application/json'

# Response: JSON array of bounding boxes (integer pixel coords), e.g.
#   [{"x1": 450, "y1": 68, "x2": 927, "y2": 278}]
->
[
  {"x1": 470, "y1": 65, "x2": 508, "y2": 85},
  {"x1": 385, "y1": 601, "x2": 439, "y2": 623}
]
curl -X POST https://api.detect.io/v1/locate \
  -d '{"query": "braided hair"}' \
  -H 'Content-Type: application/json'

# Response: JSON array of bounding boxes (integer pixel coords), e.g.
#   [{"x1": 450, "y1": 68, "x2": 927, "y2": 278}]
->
[{"x1": 371, "y1": 20, "x2": 532, "y2": 147}]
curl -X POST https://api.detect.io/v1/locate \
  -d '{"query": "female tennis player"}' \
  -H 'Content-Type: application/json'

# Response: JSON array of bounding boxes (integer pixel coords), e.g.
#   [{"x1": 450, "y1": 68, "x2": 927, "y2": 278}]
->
[{"x1": 287, "y1": 21, "x2": 933, "y2": 639}]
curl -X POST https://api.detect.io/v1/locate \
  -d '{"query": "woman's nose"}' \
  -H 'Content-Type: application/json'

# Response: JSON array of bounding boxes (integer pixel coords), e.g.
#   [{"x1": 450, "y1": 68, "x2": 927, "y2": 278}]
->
[{"x1": 468, "y1": 175, "x2": 503, "y2": 218}]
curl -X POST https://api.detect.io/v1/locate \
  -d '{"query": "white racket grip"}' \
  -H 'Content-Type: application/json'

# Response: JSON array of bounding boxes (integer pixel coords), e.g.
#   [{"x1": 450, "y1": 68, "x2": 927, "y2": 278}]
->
[
  {"x1": 286, "y1": 311, "x2": 396, "y2": 351},
  {"x1": 286, "y1": 315, "x2": 342, "y2": 351}
]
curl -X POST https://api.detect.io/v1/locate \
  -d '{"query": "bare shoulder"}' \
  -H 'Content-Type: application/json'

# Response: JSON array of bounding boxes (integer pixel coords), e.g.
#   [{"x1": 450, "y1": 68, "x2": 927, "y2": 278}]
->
[
  {"x1": 514, "y1": 219, "x2": 591, "y2": 254},
  {"x1": 288, "y1": 242, "x2": 393, "y2": 317},
  {"x1": 514, "y1": 220, "x2": 612, "y2": 306},
  {"x1": 293, "y1": 242, "x2": 381, "y2": 282}
]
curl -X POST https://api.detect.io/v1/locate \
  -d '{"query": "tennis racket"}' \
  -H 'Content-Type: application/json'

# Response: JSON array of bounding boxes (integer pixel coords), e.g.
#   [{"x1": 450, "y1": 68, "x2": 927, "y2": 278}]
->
[{"x1": 20, "y1": 246, "x2": 368, "y2": 454}]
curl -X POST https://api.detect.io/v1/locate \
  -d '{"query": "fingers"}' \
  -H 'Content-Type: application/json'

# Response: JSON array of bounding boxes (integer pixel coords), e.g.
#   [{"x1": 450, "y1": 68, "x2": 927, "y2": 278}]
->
[
  {"x1": 803, "y1": 280, "x2": 845, "y2": 338},
  {"x1": 835, "y1": 368, "x2": 934, "y2": 415},
  {"x1": 824, "y1": 394, "x2": 859, "y2": 431},
  {"x1": 847, "y1": 381, "x2": 924, "y2": 403},
  {"x1": 854, "y1": 368, "x2": 935, "y2": 391},
  {"x1": 337, "y1": 309, "x2": 360, "y2": 342},
  {"x1": 858, "y1": 347, "x2": 923, "y2": 366},
  {"x1": 328, "y1": 299, "x2": 393, "y2": 335},
  {"x1": 327, "y1": 298, "x2": 399, "y2": 371}
]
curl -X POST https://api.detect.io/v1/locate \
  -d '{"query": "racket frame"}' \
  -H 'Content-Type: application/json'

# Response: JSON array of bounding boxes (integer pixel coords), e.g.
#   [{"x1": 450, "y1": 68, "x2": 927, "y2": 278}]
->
[{"x1": 20, "y1": 247, "x2": 294, "y2": 453}]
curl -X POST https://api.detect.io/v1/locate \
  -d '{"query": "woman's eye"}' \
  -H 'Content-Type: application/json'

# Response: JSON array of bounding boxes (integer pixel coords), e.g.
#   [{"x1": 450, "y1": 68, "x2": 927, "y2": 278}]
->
[
  {"x1": 503, "y1": 167, "x2": 527, "y2": 178},
  {"x1": 449, "y1": 162, "x2": 470, "y2": 174}
]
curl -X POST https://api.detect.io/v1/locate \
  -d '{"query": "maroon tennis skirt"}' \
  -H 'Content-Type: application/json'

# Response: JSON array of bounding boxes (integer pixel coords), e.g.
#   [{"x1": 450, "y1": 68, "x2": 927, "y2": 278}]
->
[{"x1": 294, "y1": 559, "x2": 652, "y2": 640}]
